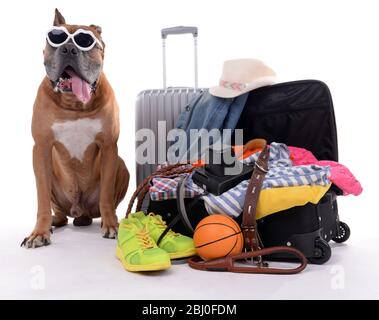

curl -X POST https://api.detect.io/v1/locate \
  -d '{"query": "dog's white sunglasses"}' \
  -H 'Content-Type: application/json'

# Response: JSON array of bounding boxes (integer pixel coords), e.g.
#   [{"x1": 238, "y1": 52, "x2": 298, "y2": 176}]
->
[{"x1": 46, "y1": 26, "x2": 103, "y2": 52}]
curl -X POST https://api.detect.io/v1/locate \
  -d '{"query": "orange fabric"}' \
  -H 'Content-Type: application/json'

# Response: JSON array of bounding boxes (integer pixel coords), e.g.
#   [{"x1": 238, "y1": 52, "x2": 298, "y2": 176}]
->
[
  {"x1": 192, "y1": 159, "x2": 205, "y2": 167},
  {"x1": 232, "y1": 145, "x2": 262, "y2": 160}
]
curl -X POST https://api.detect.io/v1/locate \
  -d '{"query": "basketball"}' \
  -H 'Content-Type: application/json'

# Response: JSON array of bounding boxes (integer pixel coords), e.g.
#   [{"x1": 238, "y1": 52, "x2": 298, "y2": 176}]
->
[{"x1": 193, "y1": 214, "x2": 244, "y2": 260}]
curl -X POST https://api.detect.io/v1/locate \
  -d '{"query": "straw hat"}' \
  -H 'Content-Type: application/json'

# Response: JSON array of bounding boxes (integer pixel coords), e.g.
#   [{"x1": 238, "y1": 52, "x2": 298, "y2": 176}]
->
[{"x1": 209, "y1": 59, "x2": 276, "y2": 98}]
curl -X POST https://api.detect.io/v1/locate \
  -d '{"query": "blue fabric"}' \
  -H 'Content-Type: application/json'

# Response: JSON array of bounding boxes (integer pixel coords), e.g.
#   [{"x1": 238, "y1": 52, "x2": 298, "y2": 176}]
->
[{"x1": 173, "y1": 90, "x2": 248, "y2": 162}]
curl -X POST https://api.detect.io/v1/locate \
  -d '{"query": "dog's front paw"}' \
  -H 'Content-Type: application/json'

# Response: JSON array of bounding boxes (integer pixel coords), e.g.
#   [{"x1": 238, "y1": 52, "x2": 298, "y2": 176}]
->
[
  {"x1": 21, "y1": 229, "x2": 52, "y2": 249},
  {"x1": 101, "y1": 217, "x2": 118, "y2": 239}
]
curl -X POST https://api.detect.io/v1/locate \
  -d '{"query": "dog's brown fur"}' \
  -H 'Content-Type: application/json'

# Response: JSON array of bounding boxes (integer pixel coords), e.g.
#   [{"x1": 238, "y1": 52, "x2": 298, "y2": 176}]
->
[{"x1": 22, "y1": 10, "x2": 129, "y2": 248}]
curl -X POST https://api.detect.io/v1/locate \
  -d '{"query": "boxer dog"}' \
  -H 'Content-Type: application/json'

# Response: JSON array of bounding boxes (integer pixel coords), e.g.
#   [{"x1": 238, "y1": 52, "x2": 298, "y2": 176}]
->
[{"x1": 22, "y1": 9, "x2": 129, "y2": 248}]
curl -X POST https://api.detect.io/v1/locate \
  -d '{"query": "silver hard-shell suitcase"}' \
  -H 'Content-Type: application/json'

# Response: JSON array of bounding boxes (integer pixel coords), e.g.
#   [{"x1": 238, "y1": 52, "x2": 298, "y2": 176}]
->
[{"x1": 135, "y1": 26, "x2": 205, "y2": 185}]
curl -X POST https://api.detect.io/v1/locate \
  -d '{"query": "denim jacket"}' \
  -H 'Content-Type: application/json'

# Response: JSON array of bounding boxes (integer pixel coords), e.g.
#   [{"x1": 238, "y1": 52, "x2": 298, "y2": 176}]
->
[{"x1": 172, "y1": 90, "x2": 248, "y2": 162}]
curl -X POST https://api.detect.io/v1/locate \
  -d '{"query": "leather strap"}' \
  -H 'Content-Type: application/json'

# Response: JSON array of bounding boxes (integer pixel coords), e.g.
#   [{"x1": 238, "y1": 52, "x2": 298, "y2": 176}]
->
[
  {"x1": 241, "y1": 142, "x2": 269, "y2": 252},
  {"x1": 188, "y1": 246, "x2": 307, "y2": 274}
]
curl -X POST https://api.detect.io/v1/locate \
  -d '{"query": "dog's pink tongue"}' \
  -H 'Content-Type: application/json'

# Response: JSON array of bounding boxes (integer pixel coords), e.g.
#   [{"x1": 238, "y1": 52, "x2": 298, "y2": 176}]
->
[{"x1": 66, "y1": 69, "x2": 92, "y2": 104}]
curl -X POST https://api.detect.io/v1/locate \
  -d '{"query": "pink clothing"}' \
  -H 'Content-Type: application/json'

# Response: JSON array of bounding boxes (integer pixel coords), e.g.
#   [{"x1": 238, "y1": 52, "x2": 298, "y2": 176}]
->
[{"x1": 288, "y1": 146, "x2": 362, "y2": 196}]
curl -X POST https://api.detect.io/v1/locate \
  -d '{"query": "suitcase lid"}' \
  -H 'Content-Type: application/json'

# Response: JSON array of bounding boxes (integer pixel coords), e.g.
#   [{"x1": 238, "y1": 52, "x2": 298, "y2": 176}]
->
[{"x1": 236, "y1": 80, "x2": 338, "y2": 161}]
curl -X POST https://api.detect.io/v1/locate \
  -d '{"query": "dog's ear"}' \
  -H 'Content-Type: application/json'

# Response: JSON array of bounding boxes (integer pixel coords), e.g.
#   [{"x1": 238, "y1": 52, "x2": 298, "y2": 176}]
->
[
  {"x1": 53, "y1": 8, "x2": 66, "y2": 26},
  {"x1": 90, "y1": 24, "x2": 102, "y2": 36}
]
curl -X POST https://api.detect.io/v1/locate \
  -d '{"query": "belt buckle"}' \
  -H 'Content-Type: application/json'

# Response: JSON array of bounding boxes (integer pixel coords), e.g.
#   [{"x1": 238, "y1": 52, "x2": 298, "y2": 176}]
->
[
  {"x1": 242, "y1": 225, "x2": 269, "y2": 268},
  {"x1": 254, "y1": 255, "x2": 269, "y2": 268},
  {"x1": 243, "y1": 247, "x2": 269, "y2": 268},
  {"x1": 255, "y1": 161, "x2": 269, "y2": 173}
]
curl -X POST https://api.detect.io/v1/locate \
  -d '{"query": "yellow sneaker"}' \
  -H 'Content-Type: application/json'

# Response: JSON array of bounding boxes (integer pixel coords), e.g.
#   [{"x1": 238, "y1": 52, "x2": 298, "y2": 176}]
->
[
  {"x1": 131, "y1": 211, "x2": 196, "y2": 260},
  {"x1": 116, "y1": 217, "x2": 171, "y2": 272}
]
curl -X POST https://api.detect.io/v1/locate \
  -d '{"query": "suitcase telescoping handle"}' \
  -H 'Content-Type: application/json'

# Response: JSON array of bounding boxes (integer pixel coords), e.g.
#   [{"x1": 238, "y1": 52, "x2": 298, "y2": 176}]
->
[{"x1": 161, "y1": 26, "x2": 198, "y2": 90}]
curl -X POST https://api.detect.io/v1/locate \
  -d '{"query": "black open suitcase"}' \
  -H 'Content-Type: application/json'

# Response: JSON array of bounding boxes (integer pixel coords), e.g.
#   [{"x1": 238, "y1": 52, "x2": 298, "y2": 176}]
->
[{"x1": 148, "y1": 80, "x2": 351, "y2": 264}]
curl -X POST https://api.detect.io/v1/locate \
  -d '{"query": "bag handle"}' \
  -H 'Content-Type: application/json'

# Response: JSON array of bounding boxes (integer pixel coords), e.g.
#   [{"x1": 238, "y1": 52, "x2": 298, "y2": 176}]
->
[
  {"x1": 175, "y1": 175, "x2": 197, "y2": 233},
  {"x1": 161, "y1": 26, "x2": 198, "y2": 39},
  {"x1": 161, "y1": 26, "x2": 198, "y2": 90},
  {"x1": 155, "y1": 176, "x2": 205, "y2": 245}
]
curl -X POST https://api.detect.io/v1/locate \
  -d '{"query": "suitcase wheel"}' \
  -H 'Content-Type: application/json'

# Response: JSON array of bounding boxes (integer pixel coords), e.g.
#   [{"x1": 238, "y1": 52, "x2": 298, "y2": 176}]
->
[
  {"x1": 332, "y1": 221, "x2": 351, "y2": 243},
  {"x1": 308, "y1": 238, "x2": 331, "y2": 264}
]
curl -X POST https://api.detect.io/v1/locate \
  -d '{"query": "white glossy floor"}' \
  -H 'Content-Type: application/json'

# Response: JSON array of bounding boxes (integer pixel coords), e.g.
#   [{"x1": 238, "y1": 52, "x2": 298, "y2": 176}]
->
[{"x1": 1, "y1": 217, "x2": 378, "y2": 300}]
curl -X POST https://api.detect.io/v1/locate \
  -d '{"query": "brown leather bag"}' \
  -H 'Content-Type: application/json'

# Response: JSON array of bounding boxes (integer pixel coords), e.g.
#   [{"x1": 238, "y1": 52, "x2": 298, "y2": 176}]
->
[{"x1": 187, "y1": 141, "x2": 308, "y2": 274}]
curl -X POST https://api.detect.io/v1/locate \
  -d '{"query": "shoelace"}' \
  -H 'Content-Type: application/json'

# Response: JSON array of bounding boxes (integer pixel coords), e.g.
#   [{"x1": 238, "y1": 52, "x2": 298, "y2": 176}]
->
[
  {"x1": 148, "y1": 213, "x2": 179, "y2": 237},
  {"x1": 135, "y1": 227, "x2": 155, "y2": 249}
]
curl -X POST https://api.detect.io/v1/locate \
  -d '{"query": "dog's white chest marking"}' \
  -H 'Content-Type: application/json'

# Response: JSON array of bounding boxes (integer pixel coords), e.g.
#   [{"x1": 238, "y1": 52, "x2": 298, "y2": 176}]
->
[{"x1": 52, "y1": 118, "x2": 102, "y2": 161}]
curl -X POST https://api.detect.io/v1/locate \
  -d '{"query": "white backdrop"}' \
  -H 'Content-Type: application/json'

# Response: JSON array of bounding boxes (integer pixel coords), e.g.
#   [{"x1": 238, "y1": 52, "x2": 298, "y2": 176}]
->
[{"x1": 0, "y1": 0, "x2": 378, "y2": 299}]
